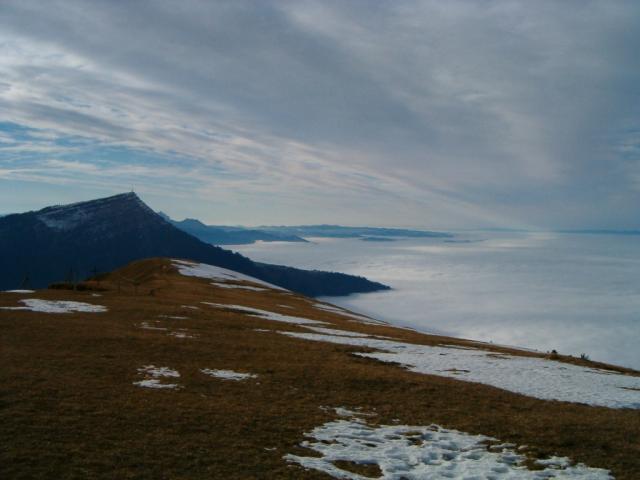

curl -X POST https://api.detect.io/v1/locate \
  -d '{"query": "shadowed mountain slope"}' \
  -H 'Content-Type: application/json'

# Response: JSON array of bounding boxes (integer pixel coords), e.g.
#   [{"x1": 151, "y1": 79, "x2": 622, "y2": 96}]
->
[{"x1": 0, "y1": 193, "x2": 388, "y2": 296}]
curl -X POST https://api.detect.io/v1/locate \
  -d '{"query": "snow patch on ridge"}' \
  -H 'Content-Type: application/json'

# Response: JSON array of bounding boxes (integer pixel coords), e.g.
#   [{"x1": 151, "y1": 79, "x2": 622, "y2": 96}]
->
[
  {"x1": 133, "y1": 379, "x2": 178, "y2": 389},
  {"x1": 173, "y1": 260, "x2": 286, "y2": 290},
  {"x1": 285, "y1": 414, "x2": 612, "y2": 479},
  {"x1": 303, "y1": 326, "x2": 372, "y2": 338},
  {"x1": 313, "y1": 302, "x2": 390, "y2": 326},
  {"x1": 201, "y1": 368, "x2": 257, "y2": 381},
  {"x1": 211, "y1": 282, "x2": 268, "y2": 291},
  {"x1": 169, "y1": 330, "x2": 197, "y2": 339},
  {"x1": 0, "y1": 299, "x2": 107, "y2": 313},
  {"x1": 313, "y1": 302, "x2": 380, "y2": 323},
  {"x1": 202, "y1": 302, "x2": 326, "y2": 326},
  {"x1": 138, "y1": 321, "x2": 167, "y2": 331},
  {"x1": 37, "y1": 207, "x2": 92, "y2": 231},
  {"x1": 281, "y1": 332, "x2": 640, "y2": 408},
  {"x1": 134, "y1": 365, "x2": 180, "y2": 389}
]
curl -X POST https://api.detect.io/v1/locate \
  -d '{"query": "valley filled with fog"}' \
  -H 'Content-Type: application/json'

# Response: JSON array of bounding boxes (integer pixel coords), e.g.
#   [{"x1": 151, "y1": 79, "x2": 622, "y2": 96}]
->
[{"x1": 234, "y1": 232, "x2": 640, "y2": 370}]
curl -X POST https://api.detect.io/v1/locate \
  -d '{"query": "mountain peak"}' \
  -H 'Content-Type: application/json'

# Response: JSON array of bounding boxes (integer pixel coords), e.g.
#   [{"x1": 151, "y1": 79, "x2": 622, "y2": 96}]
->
[
  {"x1": 0, "y1": 193, "x2": 389, "y2": 295},
  {"x1": 34, "y1": 192, "x2": 159, "y2": 232},
  {"x1": 181, "y1": 218, "x2": 206, "y2": 227}
]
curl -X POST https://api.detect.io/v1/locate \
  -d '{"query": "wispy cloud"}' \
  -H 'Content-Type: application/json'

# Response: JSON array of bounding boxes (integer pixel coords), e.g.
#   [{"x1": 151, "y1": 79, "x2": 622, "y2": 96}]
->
[{"x1": 0, "y1": 1, "x2": 639, "y2": 228}]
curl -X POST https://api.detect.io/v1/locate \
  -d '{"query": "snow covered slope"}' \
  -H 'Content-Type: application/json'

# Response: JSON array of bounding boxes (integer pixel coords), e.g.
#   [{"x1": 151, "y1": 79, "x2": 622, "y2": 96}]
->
[
  {"x1": 281, "y1": 331, "x2": 640, "y2": 409},
  {"x1": 286, "y1": 412, "x2": 612, "y2": 479},
  {"x1": 173, "y1": 260, "x2": 286, "y2": 290}
]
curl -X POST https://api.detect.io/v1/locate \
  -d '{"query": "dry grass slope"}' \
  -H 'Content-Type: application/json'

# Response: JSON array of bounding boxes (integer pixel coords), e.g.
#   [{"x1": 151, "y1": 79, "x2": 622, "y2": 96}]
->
[{"x1": 1, "y1": 258, "x2": 639, "y2": 479}]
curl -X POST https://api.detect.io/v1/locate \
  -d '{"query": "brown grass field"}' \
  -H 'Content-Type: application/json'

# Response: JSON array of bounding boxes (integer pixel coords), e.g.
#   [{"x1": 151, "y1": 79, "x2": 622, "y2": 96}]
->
[{"x1": 1, "y1": 258, "x2": 639, "y2": 479}]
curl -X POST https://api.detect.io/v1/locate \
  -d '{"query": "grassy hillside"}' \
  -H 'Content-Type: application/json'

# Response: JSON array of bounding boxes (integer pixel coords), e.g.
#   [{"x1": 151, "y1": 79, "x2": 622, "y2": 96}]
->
[{"x1": 1, "y1": 258, "x2": 639, "y2": 479}]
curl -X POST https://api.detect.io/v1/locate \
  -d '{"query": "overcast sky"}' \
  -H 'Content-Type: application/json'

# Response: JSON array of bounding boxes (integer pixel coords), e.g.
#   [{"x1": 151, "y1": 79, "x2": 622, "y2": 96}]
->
[{"x1": 0, "y1": 0, "x2": 639, "y2": 229}]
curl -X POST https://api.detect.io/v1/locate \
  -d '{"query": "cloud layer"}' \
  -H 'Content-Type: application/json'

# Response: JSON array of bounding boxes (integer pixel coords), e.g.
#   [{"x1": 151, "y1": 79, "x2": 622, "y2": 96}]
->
[{"x1": 0, "y1": 0, "x2": 639, "y2": 228}]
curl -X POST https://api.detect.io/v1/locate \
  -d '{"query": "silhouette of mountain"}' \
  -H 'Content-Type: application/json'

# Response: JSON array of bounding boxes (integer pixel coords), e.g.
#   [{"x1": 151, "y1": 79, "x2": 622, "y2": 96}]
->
[
  {"x1": 0, "y1": 193, "x2": 389, "y2": 296},
  {"x1": 161, "y1": 215, "x2": 307, "y2": 245},
  {"x1": 161, "y1": 214, "x2": 453, "y2": 244},
  {"x1": 258, "y1": 224, "x2": 453, "y2": 239}
]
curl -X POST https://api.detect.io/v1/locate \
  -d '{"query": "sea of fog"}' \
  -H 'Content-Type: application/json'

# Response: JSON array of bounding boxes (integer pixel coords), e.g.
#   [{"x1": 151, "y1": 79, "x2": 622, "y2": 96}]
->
[{"x1": 232, "y1": 232, "x2": 640, "y2": 370}]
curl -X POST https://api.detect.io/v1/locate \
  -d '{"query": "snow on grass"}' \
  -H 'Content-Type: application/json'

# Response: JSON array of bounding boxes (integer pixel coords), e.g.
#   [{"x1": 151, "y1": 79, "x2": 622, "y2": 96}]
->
[
  {"x1": 202, "y1": 302, "x2": 326, "y2": 326},
  {"x1": 133, "y1": 379, "x2": 178, "y2": 389},
  {"x1": 211, "y1": 282, "x2": 267, "y2": 292},
  {"x1": 138, "y1": 321, "x2": 168, "y2": 331},
  {"x1": 281, "y1": 332, "x2": 640, "y2": 409},
  {"x1": 158, "y1": 315, "x2": 189, "y2": 320},
  {"x1": 201, "y1": 368, "x2": 257, "y2": 381},
  {"x1": 138, "y1": 365, "x2": 180, "y2": 378},
  {"x1": 173, "y1": 259, "x2": 286, "y2": 290},
  {"x1": 169, "y1": 331, "x2": 197, "y2": 339},
  {"x1": 303, "y1": 326, "x2": 372, "y2": 338},
  {"x1": 313, "y1": 302, "x2": 372, "y2": 321},
  {"x1": 134, "y1": 365, "x2": 180, "y2": 389},
  {"x1": 0, "y1": 299, "x2": 107, "y2": 313},
  {"x1": 285, "y1": 414, "x2": 612, "y2": 479},
  {"x1": 329, "y1": 407, "x2": 377, "y2": 418},
  {"x1": 313, "y1": 302, "x2": 389, "y2": 326},
  {"x1": 2, "y1": 289, "x2": 35, "y2": 293}
]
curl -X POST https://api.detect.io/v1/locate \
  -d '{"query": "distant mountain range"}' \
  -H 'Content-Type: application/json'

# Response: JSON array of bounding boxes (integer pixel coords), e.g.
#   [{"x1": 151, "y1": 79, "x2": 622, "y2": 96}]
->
[
  {"x1": 472, "y1": 228, "x2": 640, "y2": 235},
  {"x1": 0, "y1": 193, "x2": 389, "y2": 296},
  {"x1": 258, "y1": 225, "x2": 453, "y2": 239},
  {"x1": 557, "y1": 229, "x2": 640, "y2": 236},
  {"x1": 161, "y1": 214, "x2": 452, "y2": 245},
  {"x1": 160, "y1": 214, "x2": 308, "y2": 245}
]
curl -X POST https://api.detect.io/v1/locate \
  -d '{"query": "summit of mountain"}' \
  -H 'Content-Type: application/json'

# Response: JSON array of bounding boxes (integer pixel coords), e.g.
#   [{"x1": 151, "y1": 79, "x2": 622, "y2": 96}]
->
[{"x1": 0, "y1": 193, "x2": 388, "y2": 296}]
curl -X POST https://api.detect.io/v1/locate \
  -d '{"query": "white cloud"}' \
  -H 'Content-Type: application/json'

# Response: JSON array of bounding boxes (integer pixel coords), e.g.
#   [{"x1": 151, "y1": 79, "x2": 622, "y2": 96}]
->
[{"x1": 0, "y1": 1, "x2": 638, "y2": 228}]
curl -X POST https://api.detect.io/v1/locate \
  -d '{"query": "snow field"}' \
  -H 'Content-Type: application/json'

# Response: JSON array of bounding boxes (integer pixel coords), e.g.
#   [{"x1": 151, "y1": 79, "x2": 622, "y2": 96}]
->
[
  {"x1": 134, "y1": 365, "x2": 181, "y2": 389},
  {"x1": 169, "y1": 331, "x2": 197, "y2": 339},
  {"x1": 313, "y1": 302, "x2": 383, "y2": 324},
  {"x1": 134, "y1": 365, "x2": 257, "y2": 388},
  {"x1": 0, "y1": 299, "x2": 107, "y2": 313},
  {"x1": 199, "y1": 297, "x2": 640, "y2": 408},
  {"x1": 201, "y1": 302, "x2": 326, "y2": 326},
  {"x1": 302, "y1": 326, "x2": 373, "y2": 338},
  {"x1": 285, "y1": 412, "x2": 613, "y2": 479},
  {"x1": 211, "y1": 282, "x2": 267, "y2": 291},
  {"x1": 138, "y1": 321, "x2": 168, "y2": 331},
  {"x1": 173, "y1": 259, "x2": 286, "y2": 290},
  {"x1": 200, "y1": 369, "x2": 258, "y2": 381},
  {"x1": 280, "y1": 332, "x2": 640, "y2": 409}
]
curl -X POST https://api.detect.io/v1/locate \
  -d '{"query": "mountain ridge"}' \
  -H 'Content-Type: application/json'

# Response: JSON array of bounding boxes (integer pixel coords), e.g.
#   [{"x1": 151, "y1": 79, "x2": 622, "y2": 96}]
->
[
  {"x1": 161, "y1": 213, "x2": 453, "y2": 245},
  {"x1": 0, "y1": 193, "x2": 388, "y2": 296},
  {"x1": 257, "y1": 224, "x2": 453, "y2": 239},
  {"x1": 161, "y1": 214, "x2": 308, "y2": 245}
]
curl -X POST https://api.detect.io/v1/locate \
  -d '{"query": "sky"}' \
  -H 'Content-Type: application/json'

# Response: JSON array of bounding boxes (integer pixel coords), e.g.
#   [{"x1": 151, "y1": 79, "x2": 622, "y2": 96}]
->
[{"x1": 0, "y1": 0, "x2": 639, "y2": 229}]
